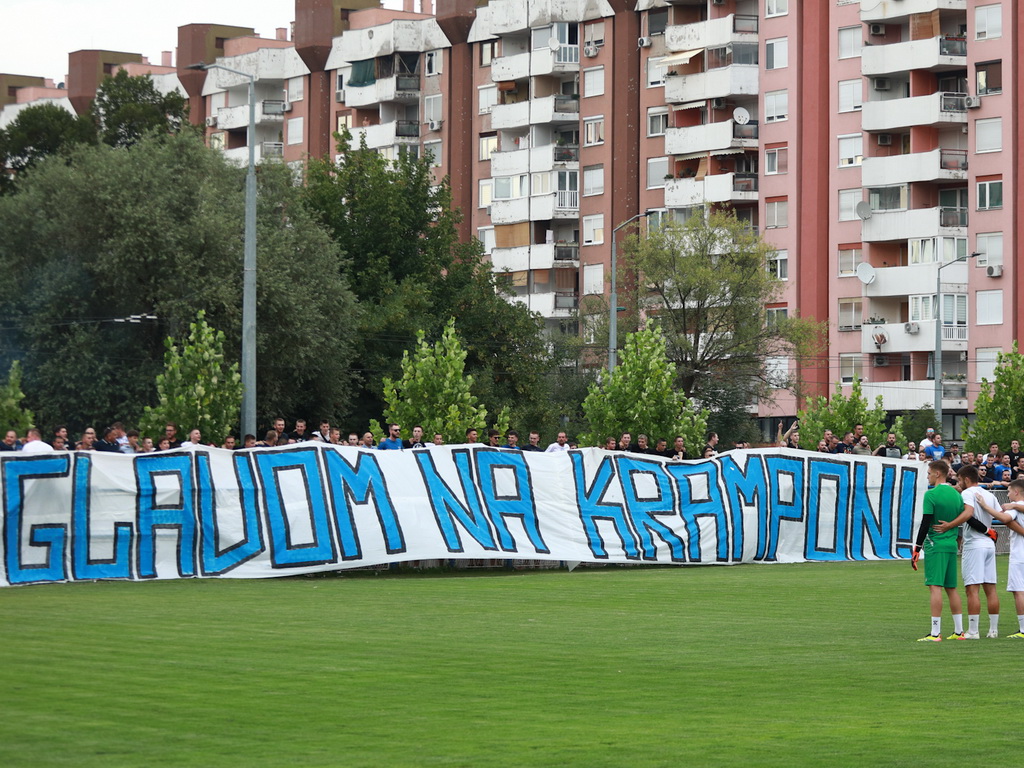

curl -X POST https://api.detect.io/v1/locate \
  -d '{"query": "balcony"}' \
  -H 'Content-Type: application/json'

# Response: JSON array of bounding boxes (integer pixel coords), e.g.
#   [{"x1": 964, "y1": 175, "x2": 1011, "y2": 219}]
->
[
  {"x1": 511, "y1": 290, "x2": 578, "y2": 318},
  {"x1": 861, "y1": 320, "x2": 967, "y2": 355},
  {"x1": 491, "y1": 147, "x2": 530, "y2": 177},
  {"x1": 862, "y1": 260, "x2": 968, "y2": 298},
  {"x1": 554, "y1": 242, "x2": 579, "y2": 262},
  {"x1": 861, "y1": 206, "x2": 967, "y2": 242},
  {"x1": 492, "y1": 144, "x2": 578, "y2": 177},
  {"x1": 861, "y1": 148, "x2": 967, "y2": 186},
  {"x1": 344, "y1": 74, "x2": 420, "y2": 108},
  {"x1": 350, "y1": 120, "x2": 420, "y2": 150},
  {"x1": 859, "y1": 379, "x2": 969, "y2": 412},
  {"x1": 862, "y1": 91, "x2": 966, "y2": 132},
  {"x1": 665, "y1": 65, "x2": 758, "y2": 104},
  {"x1": 860, "y1": 0, "x2": 967, "y2": 24},
  {"x1": 529, "y1": 190, "x2": 579, "y2": 221},
  {"x1": 491, "y1": 196, "x2": 530, "y2": 225},
  {"x1": 862, "y1": 36, "x2": 967, "y2": 76},
  {"x1": 491, "y1": 242, "x2": 578, "y2": 272},
  {"x1": 664, "y1": 172, "x2": 758, "y2": 207},
  {"x1": 491, "y1": 100, "x2": 530, "y2": 130},
  {"x1": 531, "y1": 94, "x2": 579, "y2": 124},
  {"x1": 665, "y1": 14, "x2": 758, "y2": 52},
  {"x1": 530, "y1": 45, "x2": 580, "y2": 76},
  {"x1": 665, "y1": 119, "x2": 758, "y2": 156},
  {"x1": 217, "y1": 101, "x2": 289, "y2": 131},
  {"x1": 492, "y1": 52, "x2": 530, "y2": 82},
  {"x1": 222, "y1": 141, "x2": 283, "y2": 165}
]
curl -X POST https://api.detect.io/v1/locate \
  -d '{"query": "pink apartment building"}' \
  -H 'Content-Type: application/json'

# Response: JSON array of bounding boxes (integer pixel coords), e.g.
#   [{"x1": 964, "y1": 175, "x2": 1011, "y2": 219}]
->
[{"x1": 3, "y1": 0, "x2": 1020, "y2": 441}]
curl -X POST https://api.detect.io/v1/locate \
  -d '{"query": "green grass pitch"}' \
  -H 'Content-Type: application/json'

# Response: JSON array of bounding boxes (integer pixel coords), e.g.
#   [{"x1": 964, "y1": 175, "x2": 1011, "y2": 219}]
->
[{"x1": 1, "y1": 560, "x2": 1019, "y2": 767}]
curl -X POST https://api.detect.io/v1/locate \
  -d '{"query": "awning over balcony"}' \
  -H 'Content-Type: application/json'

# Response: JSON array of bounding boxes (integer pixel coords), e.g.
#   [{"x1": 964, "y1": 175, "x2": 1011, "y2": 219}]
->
[
  {"x1": 662, "y1": 48, "x2": 705, "y2": 66},
  {"x1": 672, "y1": 101, "x2": 705, "y2": 110},
  {"x1": 675, "y1": 147, "x2": 747, "y2": 160}
]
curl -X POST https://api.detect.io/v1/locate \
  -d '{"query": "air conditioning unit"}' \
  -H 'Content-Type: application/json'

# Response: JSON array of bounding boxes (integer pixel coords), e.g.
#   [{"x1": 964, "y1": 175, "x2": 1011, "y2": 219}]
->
[
  {"x1": 712, "y1": 0, "x2": 725, "y2": 4},
  {"x1": 873, "y1": 355, "x2": 889, "y2": 368},
  {"x1": 711, "y1": 97, "x2": 727, "y2": 109},
  {"x1": 872, "y1": 77, "x2": 891, "y2": 91},
  {"x1": 583, "y1": 45, "x2": 599, "y2": 58},
  {"x1": 877, "y1": 133, "x2": 892, "y2": 146},
  {"x1": 965, "y1": 95, "x2": 982, "y2": 109},
  {"x1": 986, "y1": 264, "x2": 1003, "y2": 278},
  {"x1": 427, "y1": 119, "x2": 443, "y2": 131},
  {"x1": 205, "y1": 115, "x2": 218, "y2": 127},
  {"x1": 335, "y1": 89, "x2": 345, "y2": 103},
  {"x1": 638, "y1": 36, "x2": 653, "y2": 48},
  {"x1": 486, "y1": 206, "x2": 492, "y2": 216},
  {"x1": 281, "y1": 102, "x2": 293, "y2": 113},
  {"x1": 904, "y1": 322, "x2": 920, "y2": 334},
  {"x1": 869, "y1": 24, "x2": 886, "y2": 36}
]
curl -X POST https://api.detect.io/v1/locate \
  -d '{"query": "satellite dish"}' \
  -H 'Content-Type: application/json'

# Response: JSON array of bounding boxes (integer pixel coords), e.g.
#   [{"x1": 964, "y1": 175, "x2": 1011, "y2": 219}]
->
[
  {"x1": 855, "y1": 201, "x2": 873, "y2": 220},
  {"x1": 549, "y1": 37, "x2": 561, "y2": 51},
  {"x1": 732, "y1": 107, "x2": 750, "y2": 125},
  {"x1": 855, "y1": 262, "x2": 877, "y2": 285}
]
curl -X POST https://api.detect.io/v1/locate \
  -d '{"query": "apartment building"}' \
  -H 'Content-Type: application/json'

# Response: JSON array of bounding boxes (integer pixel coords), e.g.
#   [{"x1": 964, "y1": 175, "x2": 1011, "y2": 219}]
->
[{"x1": 3, "y1": 0, "x2": 1019, "y2": 437}]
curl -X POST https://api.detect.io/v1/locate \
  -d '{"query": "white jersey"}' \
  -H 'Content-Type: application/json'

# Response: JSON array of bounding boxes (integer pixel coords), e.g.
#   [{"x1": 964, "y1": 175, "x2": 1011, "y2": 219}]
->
[
  {"x1": 1007, "y1": 508, "x2": 1024, "y2": 564},
  {"x1": 961, "y1": 485, "x2": 998, "y2": 550}
]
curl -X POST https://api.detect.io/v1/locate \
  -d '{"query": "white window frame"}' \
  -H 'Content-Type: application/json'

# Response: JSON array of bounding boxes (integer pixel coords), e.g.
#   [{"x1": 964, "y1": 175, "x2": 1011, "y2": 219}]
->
[
  {"x1": 838, "y1": 189, "x2": 861, "y2": 221},
  {"x1": 840, "y1": 353, "x2": 863, "y2": 385},
  {"x1": 975, "y1": 4, "x2": 1002, "y2": 41},
  {"x1": 582, "y1": 214, "x2": 604, "y2": 245},
  {"x1": 286, "y1": 76, "x2": 304, "y2": 102},
  {"x1": 975, "y1": 117, "x2": 1002, "y2": 153},
  {"x1": 838, "y1": 298, "x2": 863, "y2": 331},
  {"x1": 583, "y1": 164, "x2": 604, "y2": 197},
  {"x1": 838, "y1": 247, "x2": 862, "y2": 276},
  {"x1": 976, "y1": 232, "x2": 1003, "y2": 267},
  {"x1": 647, "y1": 107, "x2": 668, "y2": 137},
  {"x1": 583, "y1": 66, "x2": 605, "y2": 98},
  {"x1": 647, "y1": 57, "x2": 667, "y2": 88},
  {"x1": 976, "y1": 289, "x2": 1003, "y2": 325},
  {"x1": 765, "y1": 200, "x2": 788, "y2": 229},
  {"x1": 583, "y1": 263, "x2": 604, "y2": 295},
  {"x1": 479, "y1": 135, "x2": 497, "y2": 161},
  {"x1": 765, "y1": 147, "x2": 788, "y2": 175},
  {"x1": 583, "y1": 117, "x2": 605, "y2": 146},
  {"x1": 423, "y1": 139, "x2": 442, "y2": 167},
  {"x1": 287, "y1": 116, "x2": 304, "y2": 145},
  {"x1": 765, "y1": 38, "x2": 788, "y2": 70},
  {"x1": 531, "y1": 171, "x2": 552, "y2": 196},
  {"x1": 479, "y1": 179, "x2": 493, "y2": 208},
  {"x1": 425, "y1": 50, "x2": 443, "y2": 76},
  {"x1": 766, "y1": 0, "x2": 788, "y2": 18},
  {"x1": 768, "y1": 250, "x2": 788, "y2": 281},
  {"x1": 478, "y1": 85, "x2": 498, "y2": 114},
  {"x1": 977, "y1": 180, "x2": 1002, "y2": 210},
  {"x1": 647, "y1": 157, "x2": 669, "y2": 189},
  {"x1": 766, "y1": 356, "x2": 789, "y2": 388},
  {"x1": 838, "y1": 79, "x2": 862, "y2": 112},
  {"x1": 765, "y1": 90, "x2": 788, "y2": 123},
  {"x1": 976, "y1": 347, "x2": 1000, "y2": 382},
  {"x1": 838, "y1": 26, "x2": 863, "y2": 59},
  {"x1": 838, "y1": 134, "x2": 863, "y2": 167},
  {"x1": 477, "y1": 226, "x2": 495, "y2": 254},
  {"x1": 424, "y1": 94, "x2": 442, "y2": 123}
]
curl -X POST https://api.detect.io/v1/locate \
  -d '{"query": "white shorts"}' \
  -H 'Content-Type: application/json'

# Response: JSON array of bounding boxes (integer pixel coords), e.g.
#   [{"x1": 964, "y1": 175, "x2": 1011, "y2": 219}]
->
[
  {"x1": 1007, "y1": 561, "x2": 1024, "y2": 592},
  {"x1": 962, "y1": 546, "x2": 997, "y2": 586}
]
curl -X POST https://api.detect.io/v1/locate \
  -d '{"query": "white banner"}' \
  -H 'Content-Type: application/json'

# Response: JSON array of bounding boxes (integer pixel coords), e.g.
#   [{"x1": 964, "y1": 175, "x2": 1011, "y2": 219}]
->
[{"x1": 0, "y1": 446, "x2": 926, "y2": 586}]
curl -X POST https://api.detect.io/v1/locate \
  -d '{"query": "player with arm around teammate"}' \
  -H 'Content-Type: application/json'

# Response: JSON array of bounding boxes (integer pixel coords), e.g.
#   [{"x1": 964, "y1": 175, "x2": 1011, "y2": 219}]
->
[
  {"x1": 973, "y1": 478, "x2": 1024, "y2": 638},
  {"x1": 912, "y1": 460, "x2": 966, "y2": 641}
]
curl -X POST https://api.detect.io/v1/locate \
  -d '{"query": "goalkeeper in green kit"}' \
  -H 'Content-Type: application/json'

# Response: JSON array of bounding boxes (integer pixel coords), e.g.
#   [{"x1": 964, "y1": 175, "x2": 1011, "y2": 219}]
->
[{"x1": 913, "y1": 460, "x2": 966, "y2": 641}]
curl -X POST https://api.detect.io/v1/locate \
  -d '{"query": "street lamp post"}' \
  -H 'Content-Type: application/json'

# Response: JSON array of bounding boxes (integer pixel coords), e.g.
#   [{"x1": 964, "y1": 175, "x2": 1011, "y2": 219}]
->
[
  {"x1": 933, "y1": 252, "x2": 978, "y2": 433},
  {"x1": 188, "y1": 62, "x2": 257, "y2": 441},
  {"x1": 609, "y1": 211, "x2": 651, "y2": 374}
]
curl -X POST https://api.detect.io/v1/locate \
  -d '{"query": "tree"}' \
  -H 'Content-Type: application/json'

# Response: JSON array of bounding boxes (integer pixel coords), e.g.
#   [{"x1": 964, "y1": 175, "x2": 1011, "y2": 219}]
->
[
  {"x1": 370, "y1": 318, "x2": 508, "y2": 444},
  {"x1": 0, "y1": 132, "x2": 358, "y2": 435},
  {"x1": 90, "y1": 70, "x2": 191, "y2": 148},
  {"x1": 0, "y1": 361, "x2": 34, "y2": 434},
  {"x1": 303, "y1": 133, "x2": 548, "y2": 429},
  {"x1": 605, "y1": 210, "x2": 824, "y2": 412},
  {"x1": 139, "y1": 311, "x2": 242, "y2": 442},
  {"x1": 797, "y1": 378, "x2": 906, "y2": 450},
  {"x1": 580, "y1": 320, "x2": 708, "y2": 450},
  {"x1": 962, "y1": 342, "x2": 1024, "y2": 453},
  {"x1": 0, "y1": 102, "x2": 96, "y2": 193}
]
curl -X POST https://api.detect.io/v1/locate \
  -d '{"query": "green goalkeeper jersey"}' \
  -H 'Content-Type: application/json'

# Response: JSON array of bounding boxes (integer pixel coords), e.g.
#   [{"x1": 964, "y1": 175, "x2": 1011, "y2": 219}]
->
[{"x1": 922, "y1": 483, "x2": 963, "y2": 553}]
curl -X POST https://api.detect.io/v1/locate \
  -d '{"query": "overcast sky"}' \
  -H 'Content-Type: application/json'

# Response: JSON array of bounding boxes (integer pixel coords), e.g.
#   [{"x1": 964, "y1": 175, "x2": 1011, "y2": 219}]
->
[{"x1": 3, "y1": 0, "x2": 402, "y2": 84}]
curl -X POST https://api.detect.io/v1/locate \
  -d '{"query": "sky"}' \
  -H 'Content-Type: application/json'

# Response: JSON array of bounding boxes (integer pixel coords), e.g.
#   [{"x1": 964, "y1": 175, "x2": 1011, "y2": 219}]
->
[{"x1": 3, "y1": 0, "x2": 401, "y2": 84}]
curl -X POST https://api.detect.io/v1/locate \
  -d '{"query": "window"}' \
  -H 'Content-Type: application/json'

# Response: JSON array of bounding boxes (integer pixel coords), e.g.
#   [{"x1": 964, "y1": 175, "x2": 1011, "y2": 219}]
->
[
  {"x1": 975, "y1": 4, "x2": 1002, "y2": 40},
  {"x1": 583, "y1": 117, "x2": 605, "y2": 146},
  {"x1": 648, "y1": 9, "x2": 668, "y2": 36},
  {"x1": 531, "y1": 172, "x2": 552, "y2": 196},
  {"x1": 583, "y1": 164, "x2": 604, "y2": 196},
  {"x1": 766, "y1": 0, "x2": 788, "y2": 18},
  {"x1": 480, "y1": 41, "x2": 497, "y2": 67},
  {"x1": 479, "y1": 179, "x2": 493, "y2": 208},
  {"x1": 209, "y1": 131, "x2": 225, "y2": 151},
  {"x1": 493, "y1": 174, "x2": 528, "y2": 199},
  {"x1": 765, "y1": 199, "x2": 788, "y2": 228},
  {"x1": 647, "y1": 209, "x2": 666, "y2": 231},
  {"x1": 838, "y1": 79, "x2": 862, "y2": 112},
  {"x1": 479, "y1": 135, "x2": 497, "y2": 161},
  {"x1": 977, "y1": 180, "x2": 1002, "y2": 210},
  {"x1": 766, "y1": 307, "x2": 789, "y2": 329},
  {"x1": 909, "y1": 294, "x2": 936, "y2": 323},
  {"x1": 583, "y1": 263, "x2": 604, "y2": 295},
  {"x1": 942, "y1": 293, "x2": 967, "y2": 327},
  {"x1": 838, "y1": 298, "x2": 862, "y2": 331},
  {"x1": 976, "y1": 347, "x2": 1000, "y2": 382},
  {"x1": 766, "y1": 38, "x2": 788, "y2": 70},
  {"x1": 765, "y1": 356, "x2": 789, "y2": 388},
  {"x1": 647, "y1": 58, "x2": 667, "y2": 88},
  {"x1": 583, "y1": 67, "x2": 604, "y2": 98},
  {"x1": 423, "y1": 139, "x2": 442, "y2": 167},
  {"x1": 838, "y1": 27, "x2": 863, "y2": 59},
  {"x1": 424, "y1": 94, "x2": 442, "y2": 123},
  {"x1": 909, "y1": 238, "x2": 937, "y2": 265},
  {"x1": 478, "y1": 85, "x2": 497, "y2": 114},
  {"x1": 868, "y1": 184, "x2": 908, "y2": 211},
  {"x1": 976, "y1": 289, "x2": 1003, "y2": 325},
  {"x1": 976, "y1": 60, "x2": 1002, "y2": 94},
  {"x1": 976, "y1": 232, "x2": 1003, "y2": 267},
  {"x1": 647, "y1": 107, "x2": 668, "y2": 137},
  {"x1": 975, "y1": 118, "x2": 1002, "y2": 153},
  {"x1": 839, "y1": 189, "x2": 861, "y2": 221},
  {"x1": 425, "y1": 50, "x2": 442, "y2": 75},
  {"x1": 478, "y1": 226, "x2": 495, "y2": 254},
  {"x1": 584, "y1": 21, "x2": 605, "y2": 47},
  {"x1": 287, "y1": 116, "x2": 303, "y2": 145},
  {"x1": 765, "y1": 147, "x2": 788, "y2": 175},
  {"x1": 706, "y1": 44, "x2": 758, "y2": 69},
  {"x1": 840, "y1": 354, "x2": 863, "y2": 385},
  {"x1": 838, "y1": 247, "x2": 862, "y2": 276},
  {"x1": 768, "y1": 251, "x2": 788, "y2": 280},
  {"x1": 647, "y1": 157, "x2": 669, "y2": 189},
  {"x1": 336, "y1": 113, "x2": 352, "y2": 134},
  {"x1": 765, "y1": 90, "x2": 788, "y2": 122},
  {"x1": 583, "y1": 214, "x2": 604, "y2": 245},
  {"x1": 287, "y1": 76, "x2": 304, "y2": 102},
  {"x1": 838, "y1": 134, "x2": 863, "y2": 167}
]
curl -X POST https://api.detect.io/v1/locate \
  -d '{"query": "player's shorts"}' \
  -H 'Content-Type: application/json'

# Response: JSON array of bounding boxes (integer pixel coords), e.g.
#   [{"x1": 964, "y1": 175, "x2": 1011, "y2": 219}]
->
[
  {"x1": 924, "y1": 549, "x2": 958, "y2": 589},
  {"x1": 962, "y1": 546, "x2": 997, "y2": 586},
  {"x1": 1007, "y1": 560, "x2": 1024, "y2": 592}
]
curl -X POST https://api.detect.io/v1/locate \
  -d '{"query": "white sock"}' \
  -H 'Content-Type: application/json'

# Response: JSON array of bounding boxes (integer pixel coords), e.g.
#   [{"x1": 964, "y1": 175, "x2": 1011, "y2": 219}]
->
[
  {"x1": 931, "y1": 616, "x2": 941, "y2": 636},
  {"x1": 969, "y1": 614, "x2": 980, "y2": 634},
  {"x1": 990, "y1": 614, "x2": 999, "y2": 634},
  {"x1": 953, "y1": 614, "x2": 964, "y2": 634},
  {"x1": 1017, "y1": 614, "x2": 1024, "y2": 633}
]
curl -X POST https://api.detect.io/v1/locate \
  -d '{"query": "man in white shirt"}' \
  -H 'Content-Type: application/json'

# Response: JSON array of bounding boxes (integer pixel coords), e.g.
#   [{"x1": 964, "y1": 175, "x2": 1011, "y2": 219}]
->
[
  {"x1": 545, "y1": 432, "x2": 570, "y2": 453},
  {"x1": 20, "y1": 428, "x2": 54, "y2": 454}
]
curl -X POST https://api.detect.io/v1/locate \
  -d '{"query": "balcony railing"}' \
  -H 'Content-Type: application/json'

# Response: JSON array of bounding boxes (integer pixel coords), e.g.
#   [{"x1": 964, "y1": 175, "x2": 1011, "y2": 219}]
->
[
  {"x1": 396, "y1": 74, "x2": 420, "y2": 92},
  {"x1": 940, "y1": 91, "x2": 967, "y2": 112},
  {"x1": 732, "y1": 173, "x2": 758, "y2": 192},
  {"x1": 939, "y1": 207, "x2": 968, "y2": 227},
  {"x1": 733, "y1": 120, "x2": 759, "y2": 140},
  {"x1": 942, "y1": 383, "x2": 968, "y2": 399},
  {"x1": 553, "y1": 95, "x2": 579, "y2": 114},
  {"x1": 395, "y1": 120, "x2": 420, "y2": 137},
  {"x1": 942, "y1": 325, "x2": 968, "y2": 342},
  {"x1": 261, "y1": 141, "x2": 284, "y2": 158},
  {"x1": 553, "y1": 144, "x2": 579, "y2": 162},
  {"x1": 734, "y1": 15, "x2": 758, "y2": 33},
  {"x1": 555, "y1": 189, "x2": 579, "y2": 209},
  {"x1": 555, "y1": 45, "x2": 580, "y2": 65},
  {"x1": 554, "y1": 243, "x2": 579, "y2": 261},
  {"x1": 939, "y1": 148, "x2": 967, "y2": 171},
  {"x1": 939, "y1": 36, "x2": 967, "y2": 56},
  {"x1": 554, "y1": 292, "x2": 578, "y2": 310}
]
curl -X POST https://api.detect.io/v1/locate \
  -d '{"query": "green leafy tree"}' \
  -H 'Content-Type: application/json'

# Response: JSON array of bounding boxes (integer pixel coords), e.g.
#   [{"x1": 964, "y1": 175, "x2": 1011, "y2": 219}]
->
[
  {"x1": 139, "y1": 312, "x2": 242, "y2": 441},
  {"x1": 0, "y1": 361, "x2": 34, "y2": 434},
  {"x1": 0, "y1": 132, "x2": 358, "y2": 434},
  {"x1": 580, "y1": 320, "x2": 708, "y2": 450},
  {"x1": 90, "y1": 70, "x2": 191, "y2": 148},
  {"x1": 962, "y1": 342, "x2": 1024, "y2": 453},
  {"x1": 798, "y1": 378, "x2": 905, "y2": 450},
  {"x1": 370, "y1": 319, "x2": 508, "y2": 444},
  {"x1": 898, "y1": 405, "x2": 940, "y2": 446},
  {"x1": 0, "y1": 102, "x2": 96, "y2": 193}
]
